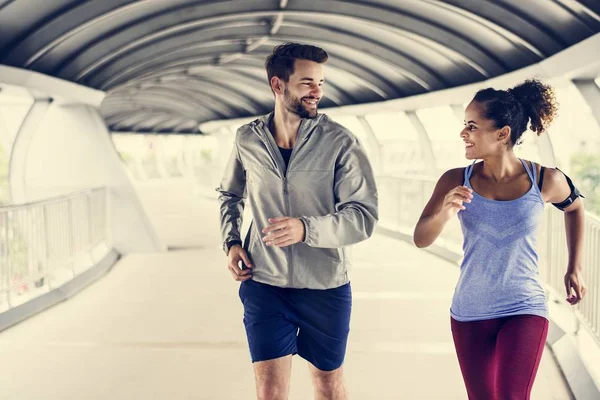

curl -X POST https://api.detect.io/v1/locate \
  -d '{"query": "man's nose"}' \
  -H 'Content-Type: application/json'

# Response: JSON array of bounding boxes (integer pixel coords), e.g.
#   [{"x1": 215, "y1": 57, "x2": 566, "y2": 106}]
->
[{"x1": 310, "y1": 86, "x2": 322, "y2": 98}]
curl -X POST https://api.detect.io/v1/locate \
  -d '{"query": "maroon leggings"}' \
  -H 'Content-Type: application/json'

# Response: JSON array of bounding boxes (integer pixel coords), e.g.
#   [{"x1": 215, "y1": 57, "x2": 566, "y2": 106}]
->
[{"x1": 451, "y1": 315, "x2": 549, "y2": 400}]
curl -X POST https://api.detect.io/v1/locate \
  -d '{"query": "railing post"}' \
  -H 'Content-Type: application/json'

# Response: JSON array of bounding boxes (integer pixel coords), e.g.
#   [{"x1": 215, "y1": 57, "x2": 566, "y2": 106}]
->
[
  {"x1": 87, "y1": 194, "x2": 95, "y2": 264},
  {"x1": 43, "y1": 204, "x2": 52, "y2": 290},
  {"x1": 68, "y1": 198, "x2": 75, "y2": 277},
  {"x1": 396, "y1": 179, "x2": 401, "y2": 229},
  {"x1": 6, "y1": 211, "x2": 12, "y2": 308},
  {"x1": 87, "y1": 195, "x2": 92, "y2": 246}
]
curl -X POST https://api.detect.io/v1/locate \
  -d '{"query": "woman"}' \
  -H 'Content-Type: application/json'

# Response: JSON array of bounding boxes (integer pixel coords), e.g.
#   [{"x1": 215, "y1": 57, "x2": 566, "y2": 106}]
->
[{"x1": 413, "y1": 79, "x2": 587, "y2": 400}]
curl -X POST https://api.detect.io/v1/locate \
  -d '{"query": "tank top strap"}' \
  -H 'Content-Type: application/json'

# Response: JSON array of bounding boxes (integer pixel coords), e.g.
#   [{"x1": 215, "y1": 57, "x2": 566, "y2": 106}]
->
[
  {"x1": 519, "y1": 158, "x2": 536, "y2": 185},
  {"x1": 463, "y1": 160, "x2": 476, "y2": 187}
]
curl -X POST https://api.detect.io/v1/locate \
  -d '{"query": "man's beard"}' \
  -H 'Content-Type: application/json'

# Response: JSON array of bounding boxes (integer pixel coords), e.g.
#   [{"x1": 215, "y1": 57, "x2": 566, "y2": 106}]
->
[{"x1": 284, "y1": 88, "x2": 318, "y2": 119}]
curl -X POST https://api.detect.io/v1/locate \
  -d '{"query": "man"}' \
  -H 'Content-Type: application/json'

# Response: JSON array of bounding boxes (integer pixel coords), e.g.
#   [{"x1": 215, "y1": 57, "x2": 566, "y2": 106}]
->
[{"x1": 217, "y1": 43, "x2": 378, "y2": 400}]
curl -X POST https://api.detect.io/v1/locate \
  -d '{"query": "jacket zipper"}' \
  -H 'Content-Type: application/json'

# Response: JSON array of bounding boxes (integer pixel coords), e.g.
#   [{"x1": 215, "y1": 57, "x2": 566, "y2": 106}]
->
[{"x1": 252, "y1": 122, "x2": 306, "y2": 287}]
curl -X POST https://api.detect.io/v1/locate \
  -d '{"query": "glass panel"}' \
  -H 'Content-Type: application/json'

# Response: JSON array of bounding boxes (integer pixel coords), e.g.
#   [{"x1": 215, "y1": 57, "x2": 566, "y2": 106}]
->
[
  {"x1": 189, "y1": 134, "x2": 219, "y2": 188},
  {"x1": 331, "y1": 115, "x2": 375, "y2": 163},
  {"x1": 160, "y1": 135, "x2": 184, "y2": 177},
  {"x1": 513, "y1": 129, "x2": 542, "y2": 163},
  {"x1": 416, "y1": 105, "x2": 469, "y2": 173},
  {"x1": 0, "y1": 143, "x2": 8, "y2": 205},
  {"x1": 364, "y1": 112, "x2": 425, "y2": 175},
  {"x1": 550, "y1": 80, "x2": 600, "y2": 218},
  {"x1": 111, "y1": 134, "x2": 147, "y2": 181},
  {"x1": 0, "y1": 84, "x2": 34, "y2": 205}
]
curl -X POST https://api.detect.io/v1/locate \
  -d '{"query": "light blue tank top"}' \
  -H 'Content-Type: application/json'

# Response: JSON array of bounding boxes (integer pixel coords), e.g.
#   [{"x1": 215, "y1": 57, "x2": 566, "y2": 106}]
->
[{"x1": 450, "y1": 159, "x2": 549, "y2": 322}]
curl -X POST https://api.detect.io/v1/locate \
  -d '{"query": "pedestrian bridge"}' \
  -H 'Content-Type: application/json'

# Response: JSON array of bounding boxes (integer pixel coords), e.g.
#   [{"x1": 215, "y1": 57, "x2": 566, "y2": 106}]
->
[
  {"x1": 0, "y1": 179, "x2": 583, "y2": 399},
  {"x1": 1, "y1": 1, "x2": 600, "y2": 399}
]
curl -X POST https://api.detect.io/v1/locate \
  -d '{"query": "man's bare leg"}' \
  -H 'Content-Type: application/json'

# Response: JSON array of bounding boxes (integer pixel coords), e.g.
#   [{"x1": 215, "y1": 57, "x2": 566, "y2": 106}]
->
[
  {"x1": 308, "y1": 364, "x2": 347, "y2": 400},
  {"x1": 253, "y1": 355, "x2": 293, "y2": 400}
]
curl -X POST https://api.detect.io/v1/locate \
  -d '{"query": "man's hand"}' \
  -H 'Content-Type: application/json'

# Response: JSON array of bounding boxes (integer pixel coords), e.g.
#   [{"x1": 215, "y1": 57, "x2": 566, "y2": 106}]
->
[
  {"x1": 227, "y1": 245, "x2": 253, "y2": 281},
  {"x1": 262, "y1": 217, "x2": 305, "y2": 247}
]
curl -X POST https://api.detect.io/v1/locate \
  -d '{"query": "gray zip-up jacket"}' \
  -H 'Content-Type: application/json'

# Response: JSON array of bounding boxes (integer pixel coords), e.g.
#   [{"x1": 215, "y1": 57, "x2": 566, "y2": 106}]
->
[{"x1": 217, "y1": 112, "x2": 378, "y2": 289}]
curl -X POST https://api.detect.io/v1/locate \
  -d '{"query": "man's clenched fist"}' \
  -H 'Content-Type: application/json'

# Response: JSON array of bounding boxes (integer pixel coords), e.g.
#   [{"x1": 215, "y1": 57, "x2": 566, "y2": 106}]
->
[{"x1": 227, "y1": 245, "x2": 253, "y2": 281}]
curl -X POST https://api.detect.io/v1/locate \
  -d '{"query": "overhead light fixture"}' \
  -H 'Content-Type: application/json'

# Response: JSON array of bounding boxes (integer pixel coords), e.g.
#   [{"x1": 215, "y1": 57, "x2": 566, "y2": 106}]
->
[
  {"x1": 218, "y1": 53, "x2": 243, "y2": 65},
  {"x1": 138, "y1": 82, "x2": 155, "y2": 89},
  {"x1": 159, "y1": 75, "x2": 181, "y2": 83},
  {"x1": 187, "y1": 65, "x2": 211, "y2": 75}
]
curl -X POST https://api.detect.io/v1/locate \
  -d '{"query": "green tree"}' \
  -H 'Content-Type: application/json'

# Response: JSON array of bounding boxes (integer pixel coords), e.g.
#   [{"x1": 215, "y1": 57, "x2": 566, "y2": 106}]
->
[
  {"x1": 118, "y1": 151, "x2": 132, "y2": 163},
  {"x1": 200, "y1": 148, "x2": 213, "y2": 163},
  {"x1": 571, "y1": 152, "x2": 600, "y2": 218}
]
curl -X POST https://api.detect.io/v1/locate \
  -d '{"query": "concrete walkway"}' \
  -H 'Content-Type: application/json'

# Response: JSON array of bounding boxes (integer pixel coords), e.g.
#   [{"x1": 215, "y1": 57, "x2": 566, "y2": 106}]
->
[{"x1": 0, "y1": 180, "x2": 572, "y2": 399}]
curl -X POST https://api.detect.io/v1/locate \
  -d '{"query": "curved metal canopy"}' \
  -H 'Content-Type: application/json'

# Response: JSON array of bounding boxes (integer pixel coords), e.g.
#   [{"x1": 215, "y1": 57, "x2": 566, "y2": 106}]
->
[{"x1": 1, "y1": 0, "x2": 599, "y2": 133}]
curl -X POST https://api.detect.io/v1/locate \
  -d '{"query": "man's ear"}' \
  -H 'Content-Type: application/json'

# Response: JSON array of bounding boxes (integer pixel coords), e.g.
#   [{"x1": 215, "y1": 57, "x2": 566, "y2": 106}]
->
[
  {"x1": 498, "y1": 126, "x2": 511, "y2": 144},
  {"x1": 271, "y1": 77, "x2": 284, "y2": 95}
]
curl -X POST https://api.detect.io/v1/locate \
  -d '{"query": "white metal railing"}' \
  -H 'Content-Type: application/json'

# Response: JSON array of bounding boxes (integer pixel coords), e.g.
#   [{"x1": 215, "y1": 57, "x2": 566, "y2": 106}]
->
[
  {"x1": 377, "y1": 175, "x2": 600, "y2": 345},
  {"x1": 376, "y1": 175, "x2": 463, "y2": 252},
  {"x1": 0, "y1": 188, "x2": 108, "y2": 311},
  {"x1": 539, "y1": 208, "x2": 600, "y2": 344}
]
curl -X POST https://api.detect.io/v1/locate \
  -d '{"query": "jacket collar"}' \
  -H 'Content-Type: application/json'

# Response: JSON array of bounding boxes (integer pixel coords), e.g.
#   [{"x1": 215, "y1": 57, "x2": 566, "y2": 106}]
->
[{"x1": 253, "y1": 111, "x2": 324, "y2": 141}]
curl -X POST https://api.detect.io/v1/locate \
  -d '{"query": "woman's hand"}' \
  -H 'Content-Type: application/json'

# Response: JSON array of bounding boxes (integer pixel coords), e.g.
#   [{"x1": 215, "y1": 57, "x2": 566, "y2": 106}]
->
[
  {"x1": 439, "y1": 186, "x2": 473, "y2": 221},
  {"x1": 564, "y1": 269, "x2": 586, "y2": 305}
]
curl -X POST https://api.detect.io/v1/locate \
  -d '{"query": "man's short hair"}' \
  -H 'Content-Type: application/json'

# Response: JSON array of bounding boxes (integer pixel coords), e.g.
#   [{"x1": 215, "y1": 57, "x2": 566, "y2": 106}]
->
[{"x1": 265, "y1": 43, "x2": 328, "y2": 84}]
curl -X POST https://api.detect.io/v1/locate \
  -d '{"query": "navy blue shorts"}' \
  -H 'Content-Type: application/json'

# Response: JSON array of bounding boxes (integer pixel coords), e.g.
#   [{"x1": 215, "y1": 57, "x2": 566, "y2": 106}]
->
[{"x1": 238, "y1": 279, "x2": 352, "y2": 371}]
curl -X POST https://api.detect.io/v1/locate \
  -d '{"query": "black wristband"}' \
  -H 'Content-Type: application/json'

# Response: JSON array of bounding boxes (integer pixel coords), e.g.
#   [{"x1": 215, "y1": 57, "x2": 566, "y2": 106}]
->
[{"x1": 225, "y1": 240, "x2": 243, "y2": 254}]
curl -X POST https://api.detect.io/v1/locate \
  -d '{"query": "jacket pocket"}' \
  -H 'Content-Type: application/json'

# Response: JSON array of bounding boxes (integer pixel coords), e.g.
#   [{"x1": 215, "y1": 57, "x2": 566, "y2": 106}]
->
[
  {"x1": 248, "y1": 223, "x2": 258, "y2": 253},
  {"x1": 242, "y1": 221, "x2": 257, "y2": 270},
  {"x1": 337, "y1": 247, "x2": 345, "y2": 267}
]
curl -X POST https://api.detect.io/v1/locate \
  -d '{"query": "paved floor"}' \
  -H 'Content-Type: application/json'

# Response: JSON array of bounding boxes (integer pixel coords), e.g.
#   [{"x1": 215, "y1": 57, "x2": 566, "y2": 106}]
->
[{"x1": 0, "y1": 179, "x2": 572, "y2": 399}]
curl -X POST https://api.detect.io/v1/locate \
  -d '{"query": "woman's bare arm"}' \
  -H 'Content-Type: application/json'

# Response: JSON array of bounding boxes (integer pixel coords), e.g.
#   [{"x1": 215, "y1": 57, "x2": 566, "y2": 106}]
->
[{"x1": 413, "y1": 168, "x2": 470, "y2": 248}]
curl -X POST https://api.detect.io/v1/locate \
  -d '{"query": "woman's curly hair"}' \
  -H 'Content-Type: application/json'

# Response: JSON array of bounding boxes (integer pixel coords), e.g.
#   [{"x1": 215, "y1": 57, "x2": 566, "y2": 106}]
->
[{"x1": 473, "y1": 79, "x2": 558, "y2": 146}]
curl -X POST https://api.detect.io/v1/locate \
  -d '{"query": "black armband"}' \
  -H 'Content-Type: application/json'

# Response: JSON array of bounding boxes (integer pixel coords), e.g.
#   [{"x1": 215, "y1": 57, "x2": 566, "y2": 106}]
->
[{"x1": 552, "y1": 168, "x2": 584, "y2": 211}]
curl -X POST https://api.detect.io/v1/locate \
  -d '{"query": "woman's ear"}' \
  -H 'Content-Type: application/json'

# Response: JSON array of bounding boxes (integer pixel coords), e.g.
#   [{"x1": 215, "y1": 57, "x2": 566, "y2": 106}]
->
[{"x1": 498, "y1": 126, "x2": 511, "y2": 145}]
